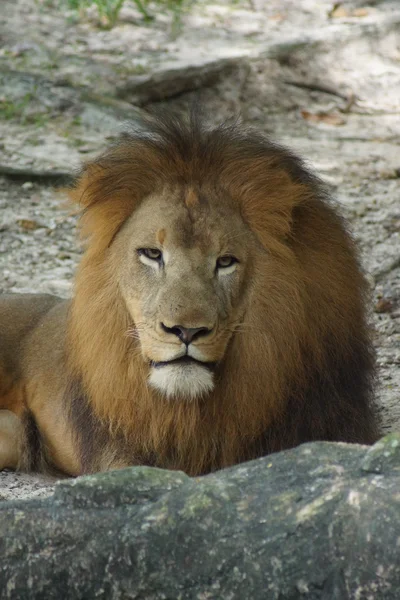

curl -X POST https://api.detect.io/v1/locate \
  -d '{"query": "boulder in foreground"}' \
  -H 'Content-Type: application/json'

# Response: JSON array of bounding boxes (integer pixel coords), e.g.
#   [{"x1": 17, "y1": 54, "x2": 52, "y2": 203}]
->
[{"x1": 1, "y1": 435, "x2": 400, "y2": 599}]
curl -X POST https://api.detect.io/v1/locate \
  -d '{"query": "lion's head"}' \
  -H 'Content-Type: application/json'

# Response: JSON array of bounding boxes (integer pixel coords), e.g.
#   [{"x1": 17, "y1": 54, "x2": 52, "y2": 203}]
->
[
  {"x1": 114, "y1": 183, "x2": 255, "y2": 399},
  {"x1": 66, "y1": 112, "x2": 376, "y2": 474}
]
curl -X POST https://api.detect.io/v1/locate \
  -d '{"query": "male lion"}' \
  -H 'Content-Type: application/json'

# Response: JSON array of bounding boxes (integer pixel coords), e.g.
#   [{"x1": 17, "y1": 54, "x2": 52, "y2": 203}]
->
[{"x1": 0, "y1": 112, "x2": 379, "y2": 476}]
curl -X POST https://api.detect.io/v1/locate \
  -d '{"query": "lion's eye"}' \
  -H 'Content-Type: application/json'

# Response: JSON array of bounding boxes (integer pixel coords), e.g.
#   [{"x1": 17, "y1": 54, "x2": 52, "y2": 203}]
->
[
  {"x1": 137, "y1": 248, "x2": 163, "y2": 265},
  {"x1": 143, "y1": 248, "x2": 162, "y2": 260},
  {"x1": 216, "y1": 255, "x2": 238, "y2": 270}
]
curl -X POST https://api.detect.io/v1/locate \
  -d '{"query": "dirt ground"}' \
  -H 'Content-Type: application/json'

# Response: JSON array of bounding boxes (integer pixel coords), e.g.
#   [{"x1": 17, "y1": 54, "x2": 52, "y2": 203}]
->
[{"x1": 0, "y1": 0, "x2": 399, "y2": 499}]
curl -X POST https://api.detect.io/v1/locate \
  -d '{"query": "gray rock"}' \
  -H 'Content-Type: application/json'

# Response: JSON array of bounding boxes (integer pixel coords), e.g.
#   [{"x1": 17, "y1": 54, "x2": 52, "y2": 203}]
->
[
  {"x1": 117, "y1": 57, "x2": 246, "y2": 105},
  {"x1": 1, "y1": 435, "x2": 400, "y2": 599},
  {"x1": 0, "y1": 69, "x2": 144, "y2": 175}
]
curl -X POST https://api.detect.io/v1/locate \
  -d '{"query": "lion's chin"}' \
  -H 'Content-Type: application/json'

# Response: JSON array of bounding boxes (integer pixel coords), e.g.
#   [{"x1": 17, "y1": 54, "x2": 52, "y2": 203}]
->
[{"x1": 148, "y1": 361, "x2": 214, "y2": 400}]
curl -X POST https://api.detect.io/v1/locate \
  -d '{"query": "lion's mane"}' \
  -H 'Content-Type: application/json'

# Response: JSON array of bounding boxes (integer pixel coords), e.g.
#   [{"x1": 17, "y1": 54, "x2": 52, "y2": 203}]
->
[{"x1": 66, "y1": 112, "x2": 378, "y2": 475}]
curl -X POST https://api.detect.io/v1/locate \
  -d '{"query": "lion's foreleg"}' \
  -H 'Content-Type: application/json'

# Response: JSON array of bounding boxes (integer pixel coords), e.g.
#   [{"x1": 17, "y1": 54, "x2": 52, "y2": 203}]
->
[{"x1": 0, "y1": 410, "x2": 23, "y2": 470}]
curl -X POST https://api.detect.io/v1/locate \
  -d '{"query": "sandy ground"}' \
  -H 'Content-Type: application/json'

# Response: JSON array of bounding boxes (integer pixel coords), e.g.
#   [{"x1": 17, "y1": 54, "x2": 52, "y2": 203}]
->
[{"x1": 0, "y1": 0, "x2": 399, "y2": 499}]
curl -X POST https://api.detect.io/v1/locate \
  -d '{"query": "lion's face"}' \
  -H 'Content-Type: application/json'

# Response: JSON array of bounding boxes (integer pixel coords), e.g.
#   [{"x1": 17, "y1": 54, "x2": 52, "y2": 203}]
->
[{"x1": 115, "y1": 184, "x2": 253, "y2": 400}]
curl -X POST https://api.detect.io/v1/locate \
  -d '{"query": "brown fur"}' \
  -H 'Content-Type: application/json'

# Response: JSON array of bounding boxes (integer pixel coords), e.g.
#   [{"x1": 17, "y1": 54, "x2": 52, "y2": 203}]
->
[{"x1": 0, "y1": 112, "x2": 379, "y2": 476}]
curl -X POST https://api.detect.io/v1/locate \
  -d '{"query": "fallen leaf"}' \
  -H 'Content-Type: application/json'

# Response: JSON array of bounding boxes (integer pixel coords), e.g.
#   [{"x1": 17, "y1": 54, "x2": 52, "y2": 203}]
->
[
  {"x1": 269, "y1": 13, "x2": 286, "y2": 22},
  {"x1": 300, "y1": 110, "x2": 346, "y2": 126},
  {"x1": 329, "y1": 4, "x2": 369, "y2": 18},
  {"x1": 374, "y1": 298, "x2": 393, "y2": 314},
  {"x1": 379, "y1": 169, "x2": 398, "y2": 180},
  {"x1": 16, "y1": 218, "x2": 42, "y2": 231},
  {"x1": 329, "y1": 4, "x2": 349, "y2": 18},
  {"x1": 353, "y1": 8, "x2": 369, "y2": 17}
]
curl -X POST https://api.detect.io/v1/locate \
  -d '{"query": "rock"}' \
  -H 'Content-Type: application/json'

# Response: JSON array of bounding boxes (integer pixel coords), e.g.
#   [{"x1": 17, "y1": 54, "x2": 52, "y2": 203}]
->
[
  {"x1": 117, "y1": 57, "x2": 247, "y2": 105},
  {"x1": 0, "y1": 164, "x2": 72, "y2": 182},
  {"x1": 360, "y1": 433, "x2": 400, "y2": 474},
  {"x1": 0, "y1": 70, "x2": 144, "y2": 175},
  {"x1": 1, "y1": 435, "x2": 400, "y2": 599},
  {"x1": 21, "y1": 181, "x2": 33, "y2": 190}
]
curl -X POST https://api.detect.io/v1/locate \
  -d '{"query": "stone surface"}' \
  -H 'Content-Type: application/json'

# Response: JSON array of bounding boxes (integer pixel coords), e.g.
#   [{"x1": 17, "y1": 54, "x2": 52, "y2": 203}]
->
[
  {"x1": 0, "y1": 69, "x2": 144, "y2": 174},
  {"x1": 1, "y1": 436, "x2": 400, "y2": 599}
]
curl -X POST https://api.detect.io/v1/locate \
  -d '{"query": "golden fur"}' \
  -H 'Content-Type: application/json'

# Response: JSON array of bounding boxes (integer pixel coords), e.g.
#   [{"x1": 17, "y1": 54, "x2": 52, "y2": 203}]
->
[{"x1": 0, "y1": 112, "x2": 379, "y2": 476}]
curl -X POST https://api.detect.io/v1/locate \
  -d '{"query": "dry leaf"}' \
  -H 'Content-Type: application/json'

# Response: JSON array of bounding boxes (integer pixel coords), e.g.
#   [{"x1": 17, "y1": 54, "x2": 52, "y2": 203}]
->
[
  {"x1": 269, "y1": 13, "x2": 286, "y2": 22},
  {"x1": 329, "y1": 3, "x2": 349, "y2": 18},
  {"x1": 301, "y1": 110, "x2": 346, "y2": 126},
  {"x1": 374, "y1": 298, "x2": 393, "y2": 314},
  {"x1": 16, "y1": 218, "x2": 42, "y2": 231},
  {"x1": 329, "y1": 4, "x2": 369, "y2": 18},
  {"x1": 353, "y1": 8, "x2": 369, "y2": 17}
]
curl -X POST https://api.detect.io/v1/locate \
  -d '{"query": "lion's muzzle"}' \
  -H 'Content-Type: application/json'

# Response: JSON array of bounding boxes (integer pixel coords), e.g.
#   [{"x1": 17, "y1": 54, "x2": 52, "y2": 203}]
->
[{"x1": 148, "y1": 355, "x2": 215, "y2": 400}]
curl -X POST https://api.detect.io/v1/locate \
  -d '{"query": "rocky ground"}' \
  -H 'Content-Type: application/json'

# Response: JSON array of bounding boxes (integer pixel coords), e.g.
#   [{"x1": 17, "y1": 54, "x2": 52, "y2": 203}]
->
[{"x1": 0, "y1": 0, "x2": 399, "y2": 499}]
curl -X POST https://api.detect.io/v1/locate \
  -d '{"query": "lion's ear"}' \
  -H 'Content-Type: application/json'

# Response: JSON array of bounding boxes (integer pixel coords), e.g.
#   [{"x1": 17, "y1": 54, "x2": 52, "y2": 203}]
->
[
  {"x1": 234, "y1": 166, "x2": 311, "y2": 246},
  {"x1": 66, "y1": 162, "x2": 138, "y2": 251},
  {"x1": 67, "y1": 163, "x2": 103, "y2": 209}
]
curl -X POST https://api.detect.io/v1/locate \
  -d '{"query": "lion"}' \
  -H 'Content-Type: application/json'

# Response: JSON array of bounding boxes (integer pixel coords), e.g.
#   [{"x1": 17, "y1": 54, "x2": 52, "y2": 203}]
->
[{"x1": 0, "y1": 112, "x2": 380, "y2": 477}]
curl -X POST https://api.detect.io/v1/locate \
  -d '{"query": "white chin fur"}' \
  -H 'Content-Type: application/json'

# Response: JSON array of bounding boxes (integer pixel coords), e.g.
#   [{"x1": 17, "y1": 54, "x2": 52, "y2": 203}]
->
[{"x1": 148, "y1": 363, "x2": 214, "y2": 400}]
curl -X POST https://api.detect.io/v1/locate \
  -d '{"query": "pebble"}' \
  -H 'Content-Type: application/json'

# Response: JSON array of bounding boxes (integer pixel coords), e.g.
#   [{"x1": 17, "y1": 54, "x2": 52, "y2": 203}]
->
[{"x1": 21, "y1": 182, "x2": 34, "y2": 190}]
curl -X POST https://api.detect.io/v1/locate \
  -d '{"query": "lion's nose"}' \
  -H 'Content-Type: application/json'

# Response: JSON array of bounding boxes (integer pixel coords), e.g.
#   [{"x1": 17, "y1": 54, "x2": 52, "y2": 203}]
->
[{"x1": 161, "y1": 323, "x2": 211, "y2": 345}]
